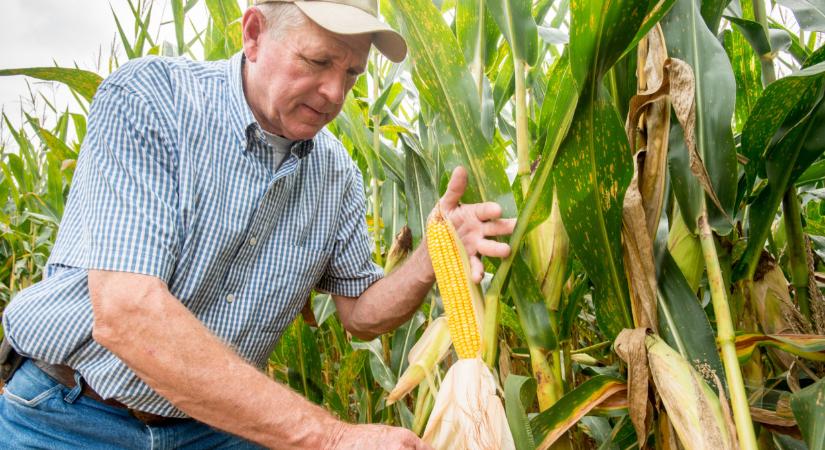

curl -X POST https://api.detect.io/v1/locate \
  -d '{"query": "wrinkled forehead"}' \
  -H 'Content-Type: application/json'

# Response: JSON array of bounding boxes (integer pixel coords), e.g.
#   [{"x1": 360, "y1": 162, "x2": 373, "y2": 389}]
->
[{"x1": 295, "y1": 19, "x2": 372, "y2": 61}]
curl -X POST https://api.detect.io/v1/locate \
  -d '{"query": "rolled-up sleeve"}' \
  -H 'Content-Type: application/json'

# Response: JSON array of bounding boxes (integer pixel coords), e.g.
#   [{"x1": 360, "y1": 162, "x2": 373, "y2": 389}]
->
[
  {"x1": 68, "y1": 83, "x2": 180, "y2": 282},
  {"x1": 316, "y1": 165, "x2": 384, "y2": 297}
]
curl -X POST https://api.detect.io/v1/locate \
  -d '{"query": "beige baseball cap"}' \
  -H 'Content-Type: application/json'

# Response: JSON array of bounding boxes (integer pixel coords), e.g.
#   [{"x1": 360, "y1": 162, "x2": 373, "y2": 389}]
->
[{"x1": 255, "y1": 0, "x2": 407, "y2": 62}]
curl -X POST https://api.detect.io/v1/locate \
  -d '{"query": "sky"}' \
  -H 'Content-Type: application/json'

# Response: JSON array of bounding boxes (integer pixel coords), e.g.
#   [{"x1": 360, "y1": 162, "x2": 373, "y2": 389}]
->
[
  {"x1": 0, "y1": 1, "x2": 208, "y2": 144},
  {"x1": 2, "y1": 2, "x2": 129, "y2": 122}
]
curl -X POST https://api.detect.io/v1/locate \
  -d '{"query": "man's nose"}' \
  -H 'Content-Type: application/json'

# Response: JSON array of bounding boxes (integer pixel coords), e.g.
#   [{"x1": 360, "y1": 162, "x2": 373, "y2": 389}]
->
[{"x1": 318, "y1": 71, "x2": 346, "y2": 107}]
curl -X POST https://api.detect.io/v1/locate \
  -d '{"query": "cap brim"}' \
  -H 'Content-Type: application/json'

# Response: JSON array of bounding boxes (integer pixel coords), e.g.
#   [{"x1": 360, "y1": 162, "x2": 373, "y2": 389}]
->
[{"x1": 294, "y1": 2, "x2": 407, "y2": 63}]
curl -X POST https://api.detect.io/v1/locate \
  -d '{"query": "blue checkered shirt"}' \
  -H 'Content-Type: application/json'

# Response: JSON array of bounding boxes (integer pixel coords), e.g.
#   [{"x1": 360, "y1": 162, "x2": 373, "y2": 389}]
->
[{"x1": 2, "y1": 52, "x2": 383, "y2": 417}]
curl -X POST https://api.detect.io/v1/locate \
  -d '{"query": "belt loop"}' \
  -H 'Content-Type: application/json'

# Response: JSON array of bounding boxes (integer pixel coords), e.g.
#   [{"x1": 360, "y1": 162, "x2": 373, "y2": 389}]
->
[{"x1": 63, "y1": 371, "x2": 84, "y2": 404}]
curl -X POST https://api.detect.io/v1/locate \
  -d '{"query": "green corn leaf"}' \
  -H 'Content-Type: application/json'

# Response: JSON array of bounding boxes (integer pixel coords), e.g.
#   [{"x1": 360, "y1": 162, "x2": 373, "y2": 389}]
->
[
  {"x1": 554, "y1": 86, "x2": 633, "y2": 340},
  {"x1": 662, "y1": 0, "x2": 738, "y2": 236},
  {"x1": 510, "y1": 254, "x2": 558, "y2": 352},
  {"x1": 531, "y1": 376, "x2": 627, "y2": 449},
  {"x1": 791, "y1": 377, "x2": 825, "y2": 450},
  {"x1": 0, "y1": 68, "x2": 102, "y2": 103},
  {"x1": 551, "y1": 0, "x2": 651, "y2": 339},
  {"x1": 456, "y1": 0, "x2": 500, "y2": 72},
  {"x1": 171, "y1": 0, "x2": 186, "y2": 55},
  {"x1": 493, "y1": 51, "x2": 515, "y2": 114},
  {"x1": 504, "y1": 374, "x2": 537, "y2": 450},
  {"x1": 385, "y1": 0, "x2": 515, "y2": 216},
  {"x1": 351, "y1": 338, "x2": 397, "y2": 393},
  {"x1": 796, "y1": 159, "x2": 825, "y2": 186},
  {"x1": 390, "y1": 312, "x2": 426, "y2": 377},
  {"x1": 722, "y1": 29, "x2": 763, "y2": 132},
  {"x1": 735, "y1": 62, "x2": 825, "y2": 280},
  {"x1": 528, "y1": 53, "x2": 577, "y2": 233},
  {"x1": 701, "y1": 0, "x2": 732, "y2": 33},
  {"x1": 618, "y1": 0, "x2": 678, "y2": 61},
  {"x1": 402, "y1": 137, "x2": 437, "y2": 247},
  {"x1": 656, "y1": 248, "x2": 728, "y2": 393},
  {"x1": 486, "y1": 0, "x2": 539, "y2": 66},
  {"x1": 568, "y1": 0, "x2": 650, "y2": 90},
  {"x1": 204, "y1": 0, "x2": 243, "y2": 54},
  {"x1": 311, "y1": 293, "x2": 337, "y2": 327},
  {"x1": 726, "y1": 16, "x2": 774, "y2": 56},
  {"x1": 776, "y1": 0, "x2": 825, "y2": 32}
]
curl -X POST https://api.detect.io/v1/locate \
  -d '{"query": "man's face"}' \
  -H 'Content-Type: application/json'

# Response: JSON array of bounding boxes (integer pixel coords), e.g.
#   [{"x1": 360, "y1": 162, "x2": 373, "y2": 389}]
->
[{"x1": 242, "y1": 9, "x2": 371, "y2": 140}]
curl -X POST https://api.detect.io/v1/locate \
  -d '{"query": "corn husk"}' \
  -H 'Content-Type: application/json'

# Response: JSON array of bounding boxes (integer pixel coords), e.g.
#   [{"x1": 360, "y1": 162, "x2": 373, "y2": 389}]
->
[
  {"x1": 387, "y1": 316, "x2": 452, "y2": 405},
  {"x1": 646, "y1": 334, "x2": 736, "y2": 450},
  {"x1": 384, "y1": 226, "x2": 413, "y2": 274},
  {"x1": 422, "y1": 358, "x2": 515, "y2": 450},
  {"x1": 667, "y1": 209, "x2": 703, "y2": 292}
]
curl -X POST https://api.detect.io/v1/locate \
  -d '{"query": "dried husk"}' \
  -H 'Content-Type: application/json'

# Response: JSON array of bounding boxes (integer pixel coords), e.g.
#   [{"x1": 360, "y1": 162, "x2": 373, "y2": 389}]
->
[
  {"x1": 646, "y1": 334, "x2": 736, "y2": 450},
  {"x1": 422, "y1": 358, "x2": 515, "y2": 450}
]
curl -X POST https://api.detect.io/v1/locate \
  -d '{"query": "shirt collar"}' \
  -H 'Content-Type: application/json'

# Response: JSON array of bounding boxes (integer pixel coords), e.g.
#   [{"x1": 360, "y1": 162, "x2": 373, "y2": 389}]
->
[{"x1": 226, "y1": 51, "x2": 315, "y2": 159}]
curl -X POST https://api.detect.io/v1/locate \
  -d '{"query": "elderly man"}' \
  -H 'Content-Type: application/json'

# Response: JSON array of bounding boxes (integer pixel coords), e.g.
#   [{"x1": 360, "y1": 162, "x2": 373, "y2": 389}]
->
[{"x1": 0, "y1": 1, "x2": 514, "y2": 448}]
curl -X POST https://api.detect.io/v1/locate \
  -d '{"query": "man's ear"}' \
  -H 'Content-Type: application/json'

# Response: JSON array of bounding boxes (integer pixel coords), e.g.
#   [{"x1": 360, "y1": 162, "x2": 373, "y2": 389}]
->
[{"x1": 242, "y1": 7, "x2": 266, "y2": 63}]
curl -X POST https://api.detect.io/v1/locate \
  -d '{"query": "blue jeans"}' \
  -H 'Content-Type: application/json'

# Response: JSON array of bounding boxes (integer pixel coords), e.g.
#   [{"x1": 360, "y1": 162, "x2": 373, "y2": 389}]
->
[{"x1": 0, "y1": 360, "x2": 266, "y2": 449}]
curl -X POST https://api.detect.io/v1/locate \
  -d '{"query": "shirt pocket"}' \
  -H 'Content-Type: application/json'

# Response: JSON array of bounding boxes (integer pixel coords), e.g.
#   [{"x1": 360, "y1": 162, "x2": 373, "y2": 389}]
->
[{"x1": 256, "y1": 244, "x2": 330, "y2": 335}]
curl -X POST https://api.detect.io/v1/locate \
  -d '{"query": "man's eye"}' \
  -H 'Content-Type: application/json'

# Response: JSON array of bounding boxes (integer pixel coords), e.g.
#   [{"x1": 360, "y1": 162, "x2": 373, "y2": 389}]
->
[{"x1": 310, "y1": 59, "x2": 328, "y2": 66}]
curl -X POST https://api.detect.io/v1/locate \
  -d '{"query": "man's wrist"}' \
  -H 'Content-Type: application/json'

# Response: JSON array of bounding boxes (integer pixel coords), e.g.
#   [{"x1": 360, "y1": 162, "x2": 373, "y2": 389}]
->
[
  {"x1": 413, "y1": 243, "x2": 436, "y2": 285},
  {"x1": 321, "y1": 419, "x2": 349, "y2": 450}
]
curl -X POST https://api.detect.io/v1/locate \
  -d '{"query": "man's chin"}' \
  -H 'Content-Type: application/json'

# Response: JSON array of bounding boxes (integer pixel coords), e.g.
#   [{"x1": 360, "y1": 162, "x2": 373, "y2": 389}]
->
[{"x1": 282, "y1": 124, "x2": 324, "y2": 141}]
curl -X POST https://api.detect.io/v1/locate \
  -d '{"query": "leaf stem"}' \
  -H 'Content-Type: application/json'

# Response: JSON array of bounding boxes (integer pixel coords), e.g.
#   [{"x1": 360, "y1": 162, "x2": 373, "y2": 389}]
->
[
  {"x1": 782, "y1": 188, "x2": 811, "y2": 317},
  {"x1": 751, "y1": 0, "x2": 776, "y2": 85},
  {"x1": 698, "y1": 214, "x2": 758, "y2": 450},
  {"x1": 371, "y1": 55, "x2": 383, "y2": 266}
]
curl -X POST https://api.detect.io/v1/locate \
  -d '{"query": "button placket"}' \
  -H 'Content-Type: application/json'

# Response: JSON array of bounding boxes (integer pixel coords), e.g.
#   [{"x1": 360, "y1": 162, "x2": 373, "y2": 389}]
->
[{"x1": 221, "y1": 156, "x2": 301, "y2": 308}]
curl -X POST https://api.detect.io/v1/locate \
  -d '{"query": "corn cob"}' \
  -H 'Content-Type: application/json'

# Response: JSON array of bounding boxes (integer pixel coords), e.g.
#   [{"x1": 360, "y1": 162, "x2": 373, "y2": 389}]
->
[{"x1": 426, "y1": 207, "x2": 485, "y2": 359}]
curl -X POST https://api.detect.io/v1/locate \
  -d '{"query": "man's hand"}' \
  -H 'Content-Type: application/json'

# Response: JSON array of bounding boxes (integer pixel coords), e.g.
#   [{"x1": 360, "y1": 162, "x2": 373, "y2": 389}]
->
[
  {"x1": 431, "y1": 166, "x2": 516, "y2": 283},
  {"x1": 329, "y1": 423, "x2": 433, "y2": 450}
]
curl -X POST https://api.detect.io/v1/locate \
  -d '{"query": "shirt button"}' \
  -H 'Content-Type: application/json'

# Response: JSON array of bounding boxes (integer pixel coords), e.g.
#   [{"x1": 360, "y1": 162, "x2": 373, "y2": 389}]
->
[
  {"x1": 225, "y1": 293, "x2": 235, "y2": 303},
  {"x1": 248, "y1": 236, "x2": 257, "y2": 246}
]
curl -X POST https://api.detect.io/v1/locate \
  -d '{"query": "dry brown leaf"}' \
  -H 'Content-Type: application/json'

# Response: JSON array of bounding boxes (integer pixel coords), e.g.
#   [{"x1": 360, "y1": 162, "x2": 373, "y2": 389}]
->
[
  {"x1": 614, "y1": 328, "x2": 652, "y2": 448},
  {"x1": 498, "y1": 340, "x2": 512, "y2": 386},
  {"x1": 656, "y1": 410, "x2": 681, "y2": 450},
  {"x1": 750, "y1": 406, "x2": 797, "y2": 428},
  {"x1": 622, "y1": 166, "x2": 659, "y2": 331},
  {"x1": 637, "y1": 26, "x2": 672, "y2": 238}
]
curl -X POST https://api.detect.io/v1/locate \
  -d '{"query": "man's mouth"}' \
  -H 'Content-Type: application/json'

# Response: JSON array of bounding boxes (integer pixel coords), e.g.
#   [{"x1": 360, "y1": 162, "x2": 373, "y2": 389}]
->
[{"x1": 303, "y1": 104, "x2": 327, "y2": 118}]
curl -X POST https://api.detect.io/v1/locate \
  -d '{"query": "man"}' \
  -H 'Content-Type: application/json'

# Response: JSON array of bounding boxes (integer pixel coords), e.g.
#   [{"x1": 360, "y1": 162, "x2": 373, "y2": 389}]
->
[{"x1": 0, "y1": 1, "x2": 514, "y2": 448}]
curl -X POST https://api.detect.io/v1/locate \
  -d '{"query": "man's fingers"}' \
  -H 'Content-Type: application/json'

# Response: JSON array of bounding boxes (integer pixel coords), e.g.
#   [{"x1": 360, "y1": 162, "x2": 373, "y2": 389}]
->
[
  {"x1": 476, "y1": 239, "x2": 511, "y2": 259},
  {"x1": 469, "y1": 256, "x2": 484, "y2": 283},
  {"x1": 439, "y1": 166, "x2": 467, "y2": 210},
  {"x1": 482, "y1": 218, "x2": 517, "y2": 237},
  {"x1": 472, "y1": 202, "x2": 503, "y2": 221}
]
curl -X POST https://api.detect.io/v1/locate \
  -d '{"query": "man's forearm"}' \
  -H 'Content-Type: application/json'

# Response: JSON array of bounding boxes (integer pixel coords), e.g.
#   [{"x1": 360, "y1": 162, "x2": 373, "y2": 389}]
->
[
  {"x1": 91, "y1": 275, "x2": 341, "y2": 449},
  {"x1": 342, "y1": 244, "x2": 435, "y2": 337}
]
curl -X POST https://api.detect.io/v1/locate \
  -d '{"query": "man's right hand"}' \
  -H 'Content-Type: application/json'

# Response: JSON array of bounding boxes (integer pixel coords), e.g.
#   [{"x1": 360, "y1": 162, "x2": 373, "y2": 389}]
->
[{"x1": 329, "y1": 423, "x2": 433, "y2": 450}]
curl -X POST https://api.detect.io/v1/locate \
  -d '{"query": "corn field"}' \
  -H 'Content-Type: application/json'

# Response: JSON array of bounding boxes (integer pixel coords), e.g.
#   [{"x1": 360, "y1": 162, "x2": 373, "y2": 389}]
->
[{"x1": 2, "y1": 0, "x2": 825, "y2": 448}]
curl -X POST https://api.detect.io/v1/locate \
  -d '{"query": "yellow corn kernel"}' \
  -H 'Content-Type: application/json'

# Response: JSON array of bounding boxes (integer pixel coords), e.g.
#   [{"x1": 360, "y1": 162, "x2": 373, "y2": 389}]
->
[{"x1": 426, "y1": 208, "x2": 484, "y2": 359}]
